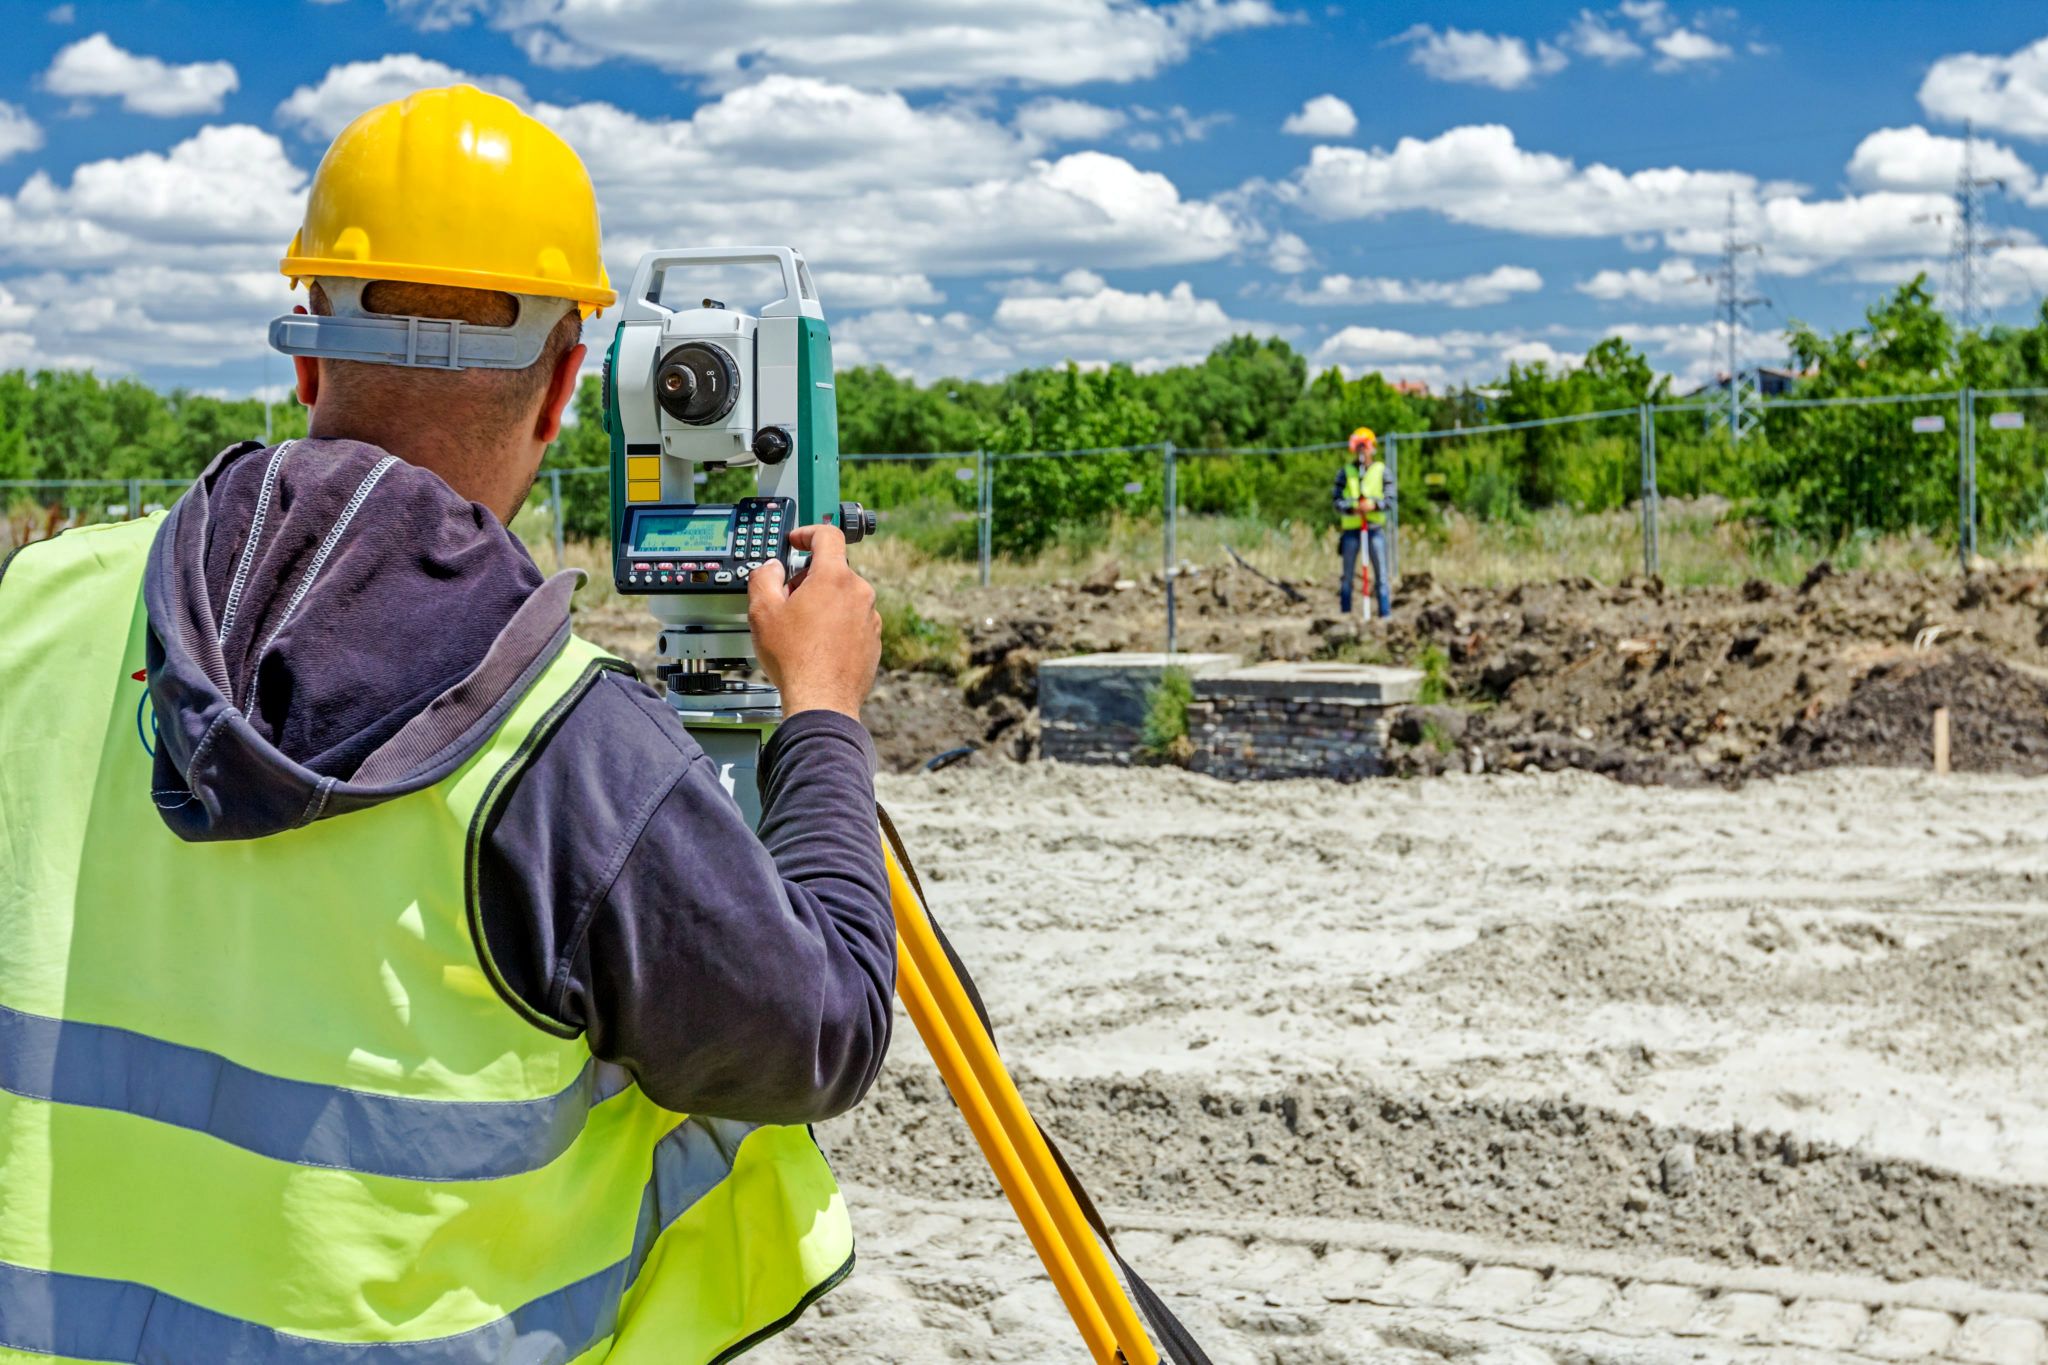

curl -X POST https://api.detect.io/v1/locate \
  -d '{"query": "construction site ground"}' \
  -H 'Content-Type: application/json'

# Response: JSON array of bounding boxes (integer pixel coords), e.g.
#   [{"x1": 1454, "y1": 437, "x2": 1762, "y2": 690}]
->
[
  {"x1": 761, "y1": 763, "x2": 2046, "y2": 1364},
  {"x1": 575, "y1": 561, "x2": 2048, "y2": 1361}
]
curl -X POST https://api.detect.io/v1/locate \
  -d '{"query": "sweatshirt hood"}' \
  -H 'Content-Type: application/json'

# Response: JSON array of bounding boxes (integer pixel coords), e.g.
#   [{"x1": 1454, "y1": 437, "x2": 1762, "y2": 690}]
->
[{"x1": 144, "y1": 438, "x2": 584, "y2": 842}]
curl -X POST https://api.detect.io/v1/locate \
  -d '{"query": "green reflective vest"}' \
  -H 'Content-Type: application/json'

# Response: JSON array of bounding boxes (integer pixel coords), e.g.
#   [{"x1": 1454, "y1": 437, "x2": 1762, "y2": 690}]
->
[
  {"x1": 0, "y1": 515, "x2": 853, "y2": 1365},
  {"x1": 1341, "y1": 461, "x2": 1386, "y2": 531}
]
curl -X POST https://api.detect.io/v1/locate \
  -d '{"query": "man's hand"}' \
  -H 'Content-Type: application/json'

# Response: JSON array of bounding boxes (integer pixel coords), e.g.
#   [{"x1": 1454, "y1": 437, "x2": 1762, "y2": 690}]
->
[{"x1": 749, "y1": 524, "x2": 881, "y2": 720}]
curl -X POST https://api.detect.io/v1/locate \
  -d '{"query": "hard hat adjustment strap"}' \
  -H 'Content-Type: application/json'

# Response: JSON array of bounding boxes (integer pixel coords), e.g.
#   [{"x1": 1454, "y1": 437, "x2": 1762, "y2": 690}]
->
[{"x1": 267, "y1": 278, "x2": 570, "y2": 372}]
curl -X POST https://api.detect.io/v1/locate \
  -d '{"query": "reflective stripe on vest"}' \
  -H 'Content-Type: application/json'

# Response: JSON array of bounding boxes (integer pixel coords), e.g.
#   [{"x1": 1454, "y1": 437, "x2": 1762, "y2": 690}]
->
[
  {"x1": 1340, "y1": 462, "x2": 1386, "y2": 531},
  {"x1": 0, "y1": 515, "x2": 853, "y2": 1364}
]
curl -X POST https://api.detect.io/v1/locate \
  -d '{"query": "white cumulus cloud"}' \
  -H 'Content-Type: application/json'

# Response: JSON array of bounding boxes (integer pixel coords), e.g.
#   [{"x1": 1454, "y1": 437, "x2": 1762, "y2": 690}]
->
[
  {"x1": 41, "y1": 33, "x2": 239, "y2": 117},
  {"x1": 1311, "y1": 324, "x2": 1572, "y2": 388},
  {"x1": 392, "y1": 0, "x2": 1283, "y2": 90},
  {"x1": 813, "y1": 271, "x2": 944, "y2": 309},
  {"x1": 276, "y1": 55, "x2": 529, "y2": 137},
  {"x1": 1287, "y1": 265, "x2": 1543, "y2": 308},
  {"x1": 1651, "y1": 28, "x2": 1732, "y2": 72},
  {"x1": 1265, "y1": 230, "x2": 1313, "y2": 273},
  {"x1": 1014, "y1": 98, "x2": 1128, "y2": 144},
  {"x1": 1394, "y1": 25, "x2": 1568, "y2": 91},
  {"x1": 1844, "y1": 243, "x2": 2048, "y2": 311},
  {"x1": 1, "y1": 124, "x2": 305, "y2": 269},
  {"x1": 1566, "y1": 10, "x2": 1643, "y2": 63},
  {"x1": 1286, "y1": 123, "x2": 1753, "y2": 238},
  {"x1": 1921, "y1": 37, "x2": 2048, "y2": 140},
  {"x1": 0, "y1": 104, "x2": 44, "y2": 163},
  {"x1": 1846, "y1": 124, "x2": 2046, "y2": 205},
  {"x1": 1282, "y1": 95, "x2": 1357, "y2": 139},
  {"x1": 1576, "y1": 257, "x2": 1713, "y2": 304},
  {"x1": 838, "y1": 271, "x2": 1273, "y2": 378}
]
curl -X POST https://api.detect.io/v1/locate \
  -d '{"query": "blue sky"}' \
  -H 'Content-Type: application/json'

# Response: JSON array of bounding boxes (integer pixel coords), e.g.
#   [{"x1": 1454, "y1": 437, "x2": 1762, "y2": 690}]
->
[{"x1": 3, "y1": 0, "x2": 2047, "y2": 399}]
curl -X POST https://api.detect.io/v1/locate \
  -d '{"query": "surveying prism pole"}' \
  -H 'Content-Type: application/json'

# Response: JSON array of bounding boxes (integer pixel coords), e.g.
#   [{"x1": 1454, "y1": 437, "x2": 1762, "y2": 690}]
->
[
  {"x1": 1163, "y1": 440, "x2": 1177, "y2": 655},
  {"x1": 1384, "y1": 433, "x2": 1399, "y2": 586}
]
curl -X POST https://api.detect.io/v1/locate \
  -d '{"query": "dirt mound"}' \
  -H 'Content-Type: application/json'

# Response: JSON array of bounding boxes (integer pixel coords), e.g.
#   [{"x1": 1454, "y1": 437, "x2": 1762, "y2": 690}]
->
[
  {"x1": 575, "y1": 552, "x2": 2048, "y2": 781},
  {"x1": 1763, "y1": 649, "x2": 2048, "y2": 776},
  {"x1": 821, "y1": 1061, "x2": 2048, "y2": 1291},
  {"x1": 1367, "y1": 565, "x2": 2048, "y2": 783},
  {"x1": 1396, "y1": 908, "x2": 1782, "y2": 1010}
]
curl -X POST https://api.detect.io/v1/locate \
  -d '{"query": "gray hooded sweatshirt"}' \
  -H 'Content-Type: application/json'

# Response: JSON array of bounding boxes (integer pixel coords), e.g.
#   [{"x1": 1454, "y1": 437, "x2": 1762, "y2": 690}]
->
[{"x1": 135, "y1": 438, "x2": 894, "y2": 1123}]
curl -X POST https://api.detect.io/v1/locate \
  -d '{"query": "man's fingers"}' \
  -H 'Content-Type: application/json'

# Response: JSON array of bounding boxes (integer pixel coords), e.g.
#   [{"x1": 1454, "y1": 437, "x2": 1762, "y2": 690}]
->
[
  {"x1": 748, "y1": 557, "x2": 789, "y2": 606},
  {"x1": 786, "y1": 522, "x2": 849, "y2": 564}
]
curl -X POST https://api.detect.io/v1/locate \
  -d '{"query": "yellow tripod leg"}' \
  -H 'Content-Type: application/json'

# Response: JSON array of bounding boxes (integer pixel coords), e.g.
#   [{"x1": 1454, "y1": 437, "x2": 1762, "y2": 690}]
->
[{"x1": 885, "y1": 842, "x2": 1160, "y2": 1365}]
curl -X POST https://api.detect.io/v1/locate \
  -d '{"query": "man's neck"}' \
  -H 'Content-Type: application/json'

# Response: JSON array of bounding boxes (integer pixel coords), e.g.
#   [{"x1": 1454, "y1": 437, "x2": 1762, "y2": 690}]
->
[{"x1": 306, "y1": 416, "x2": 526, "y2": 522}]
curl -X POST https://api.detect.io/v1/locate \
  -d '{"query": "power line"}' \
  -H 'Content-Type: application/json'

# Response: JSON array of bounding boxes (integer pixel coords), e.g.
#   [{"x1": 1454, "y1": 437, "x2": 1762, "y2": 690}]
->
[{"x1": 1702, "y1": 194, "x2": 1767, "y2": 442}]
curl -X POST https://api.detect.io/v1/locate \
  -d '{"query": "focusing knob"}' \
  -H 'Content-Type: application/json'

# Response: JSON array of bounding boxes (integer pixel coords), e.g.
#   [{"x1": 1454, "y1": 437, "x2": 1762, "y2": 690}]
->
[
  {"x1": 753, "y1": 426, "x2": 793, "y2": 464},
  {"x1": 838, "y1": 501, "x2": 877, "y2": 543},
  {"x1": 655, "y1": 342, "x2": 741, "y2": 425}
]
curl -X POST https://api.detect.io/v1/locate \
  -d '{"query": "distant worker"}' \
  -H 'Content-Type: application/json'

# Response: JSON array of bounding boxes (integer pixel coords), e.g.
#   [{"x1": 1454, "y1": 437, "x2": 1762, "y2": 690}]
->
[
  {"x1": 0, "y1": 86, "x2": 890, "y2": 1362},
  {"x1": 1334, "y1": 425, "x2": 1391, "y2": 617}
]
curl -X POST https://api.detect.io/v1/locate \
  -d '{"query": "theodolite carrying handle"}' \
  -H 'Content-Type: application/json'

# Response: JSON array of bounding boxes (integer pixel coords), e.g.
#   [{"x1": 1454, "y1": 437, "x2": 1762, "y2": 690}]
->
[{"x1": 619, "y1": 246, "x2": 826, "y2": 324}]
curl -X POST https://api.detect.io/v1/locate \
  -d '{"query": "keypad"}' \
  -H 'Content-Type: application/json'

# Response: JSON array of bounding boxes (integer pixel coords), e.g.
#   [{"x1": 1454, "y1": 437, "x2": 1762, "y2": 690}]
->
[{"x1": 624, "y1": 496, "x2": 791, "y2": 591}]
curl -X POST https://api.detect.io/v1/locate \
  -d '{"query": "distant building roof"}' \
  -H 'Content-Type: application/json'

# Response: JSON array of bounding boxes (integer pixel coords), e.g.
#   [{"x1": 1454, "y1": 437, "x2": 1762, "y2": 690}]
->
[{"x1": 1685, "y1": 365, "x2": 1816, "y2": 398}]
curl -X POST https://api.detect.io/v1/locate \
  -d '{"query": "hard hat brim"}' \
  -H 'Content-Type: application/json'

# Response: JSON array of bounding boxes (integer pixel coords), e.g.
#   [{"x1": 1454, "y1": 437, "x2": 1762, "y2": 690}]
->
[{"x1": 282, "y1": 255, "x2": 618, "y2": 314}]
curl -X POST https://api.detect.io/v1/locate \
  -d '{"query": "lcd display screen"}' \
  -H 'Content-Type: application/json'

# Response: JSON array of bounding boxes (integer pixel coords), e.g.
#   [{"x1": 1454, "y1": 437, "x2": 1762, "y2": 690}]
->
[{"x1": 631, "y1": 511, "x2": 731, "y2": 556}]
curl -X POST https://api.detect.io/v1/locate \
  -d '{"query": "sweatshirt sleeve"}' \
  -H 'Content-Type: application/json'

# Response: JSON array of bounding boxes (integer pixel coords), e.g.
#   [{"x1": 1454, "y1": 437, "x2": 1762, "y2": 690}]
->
[
  {"x1": 473, "y1": 671, "x2": 895, "y2": 1122},
  {"x1": 1332, "y1": 465, "x2": 1351, "y2": 517}
]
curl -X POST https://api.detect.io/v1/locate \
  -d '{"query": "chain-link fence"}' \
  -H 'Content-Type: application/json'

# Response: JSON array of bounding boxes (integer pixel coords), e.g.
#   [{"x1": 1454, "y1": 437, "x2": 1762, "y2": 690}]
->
[{"x1": 6, "y1": 386, "x2": 2031, "y2": 654}]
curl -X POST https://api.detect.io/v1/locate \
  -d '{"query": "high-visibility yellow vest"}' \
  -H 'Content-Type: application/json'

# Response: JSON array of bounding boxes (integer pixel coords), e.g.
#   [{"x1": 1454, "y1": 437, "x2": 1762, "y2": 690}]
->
[
  {"x1": 0, "y1": 515, "x2": 852, "y2": 1364},
  {"x1": 1340, "y1": 461, "x2": 1386, "y2": 531}
]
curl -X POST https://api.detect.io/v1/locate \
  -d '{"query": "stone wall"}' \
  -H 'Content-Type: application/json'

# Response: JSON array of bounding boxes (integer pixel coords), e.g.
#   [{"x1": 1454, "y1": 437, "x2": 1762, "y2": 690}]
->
[
  {"x1": 1188, "y1": 662, "x2": 1421, "y2": 782},
  {"x1": 1038, "y1": 652, "x2": 1241, "y2": 765},
  {"x1": 1038, "y1": 654, "x2": 1422, "y2": 779}
]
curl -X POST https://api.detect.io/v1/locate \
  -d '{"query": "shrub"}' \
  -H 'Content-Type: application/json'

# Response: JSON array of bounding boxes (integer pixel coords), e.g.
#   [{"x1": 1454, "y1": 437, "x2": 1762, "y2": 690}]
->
[
  {"x1": 878, "y1": 592, "x2": 962, "y2": 674},
  {"x1": 1414, "y1": 643, "x2": 1452, "y2": 704},
  {"x1": 1140, "y1": 665, "x2": 1194, "y2": 760}
]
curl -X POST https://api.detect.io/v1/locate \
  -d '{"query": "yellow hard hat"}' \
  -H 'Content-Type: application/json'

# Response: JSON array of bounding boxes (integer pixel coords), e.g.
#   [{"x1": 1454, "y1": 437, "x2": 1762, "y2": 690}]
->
[
  {"x1": 1349, "y1": 426, "x2": 1377, "y2": 451},
  {"x1": 281, "y1": 84, "x2": 615, "y2": 317}
]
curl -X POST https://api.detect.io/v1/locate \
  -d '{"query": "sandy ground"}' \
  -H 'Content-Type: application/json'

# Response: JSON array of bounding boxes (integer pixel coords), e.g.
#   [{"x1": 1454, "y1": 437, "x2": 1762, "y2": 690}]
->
[{"x1": 755, "y1": 762, "x2": 2048, "y2": 1364}]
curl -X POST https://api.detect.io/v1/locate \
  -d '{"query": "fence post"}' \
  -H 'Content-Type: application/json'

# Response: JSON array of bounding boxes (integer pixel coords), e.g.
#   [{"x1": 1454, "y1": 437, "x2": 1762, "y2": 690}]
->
[
  {"x1": 1383, "y1": 433, "x2": 1399, "y2": 587},
  {"x1": 1162, "y1": 441, "x2": 1178, "y2": 655},
  {"x1": 548, "y1": 469, "x2": 567, "y2": 573},
  {"x1": 126, "y1": 477, "x2": 142, "y2": 521},
  {"x1": 976, "y1": 449, "x2": 991, "y2": 587},
  {"x1": 1639, "y1": 404, "x2": 1661, "y2": 579},
  {"x1": 1960, "y1": 386, "x2": 1975, "y2": 570}
]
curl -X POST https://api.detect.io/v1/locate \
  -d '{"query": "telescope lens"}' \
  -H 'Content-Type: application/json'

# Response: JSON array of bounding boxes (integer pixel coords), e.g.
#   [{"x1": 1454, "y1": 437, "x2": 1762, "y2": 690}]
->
[{"x1": 655, "y1": 343, "x2": 741, "y2": 425}]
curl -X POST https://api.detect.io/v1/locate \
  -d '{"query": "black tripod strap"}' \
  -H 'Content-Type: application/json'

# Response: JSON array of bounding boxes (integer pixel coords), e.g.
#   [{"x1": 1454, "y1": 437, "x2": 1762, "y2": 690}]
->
[{"x1": 878, "y1": 805, "x2": 1216, "y2": 1365}]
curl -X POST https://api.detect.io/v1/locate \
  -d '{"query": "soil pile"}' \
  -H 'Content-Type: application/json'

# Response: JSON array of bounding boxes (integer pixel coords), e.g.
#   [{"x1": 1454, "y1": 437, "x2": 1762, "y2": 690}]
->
[
  {"x1": 575, "y1": 554, "x2": 2048, "y2": 781},
  {"x1": 870, "y1": 559, "x2": 2048, "y2": 781}
]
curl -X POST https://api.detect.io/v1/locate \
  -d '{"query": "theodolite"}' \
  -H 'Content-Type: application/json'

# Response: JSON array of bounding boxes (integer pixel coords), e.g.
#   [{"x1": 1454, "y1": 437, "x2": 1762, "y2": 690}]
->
[
  {"x1": 602, "y1": 246, "x2": 874, "y2": 822},
  {"x1": 604, "y1": 245, "x2": 1198, "y2": 1365}
]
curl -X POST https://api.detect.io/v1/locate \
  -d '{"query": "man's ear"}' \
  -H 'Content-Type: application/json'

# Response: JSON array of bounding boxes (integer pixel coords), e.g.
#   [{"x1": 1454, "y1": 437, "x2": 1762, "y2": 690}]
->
[
  {"x1": 536, "y1": 341, "x2": 586, "y2": 444},
  {"x1": 290, "y1": 305, "x2": 319, "y2": 409}
]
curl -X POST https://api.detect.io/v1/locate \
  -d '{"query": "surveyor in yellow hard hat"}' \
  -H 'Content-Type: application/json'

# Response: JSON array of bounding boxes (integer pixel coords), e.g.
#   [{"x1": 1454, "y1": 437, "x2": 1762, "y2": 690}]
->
[
  {"x1": 1334, "y1": 426, "x2": 1391, "y2": 617},
  {"x1": 0, "y1": 84, "x2": 889, "y2": 1363}
]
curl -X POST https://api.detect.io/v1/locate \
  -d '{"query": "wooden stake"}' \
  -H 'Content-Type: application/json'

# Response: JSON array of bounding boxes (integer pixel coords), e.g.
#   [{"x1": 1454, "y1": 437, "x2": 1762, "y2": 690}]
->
[{"x1": 1932, "y1": 706, "x2": 1951, "y2": 775}]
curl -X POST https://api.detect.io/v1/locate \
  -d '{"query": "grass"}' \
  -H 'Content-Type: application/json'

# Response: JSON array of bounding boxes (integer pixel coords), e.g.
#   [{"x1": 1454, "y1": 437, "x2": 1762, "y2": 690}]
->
[
  {"x1": 1414, "y1": 643, "x2": 1452, "y2": 704},
  {"x1": 878, "y1": 591, "x2": 964, "y2": 674},
  {"x1": 845, "y1": 497, "x2": 1963, "y2": 596},
  {"x1": 513, "y1": 494, "x2": 1972, "y2": 622}
]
